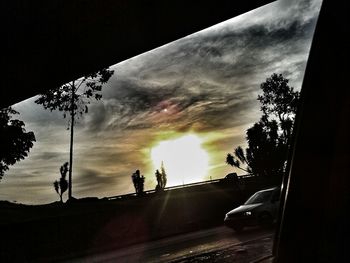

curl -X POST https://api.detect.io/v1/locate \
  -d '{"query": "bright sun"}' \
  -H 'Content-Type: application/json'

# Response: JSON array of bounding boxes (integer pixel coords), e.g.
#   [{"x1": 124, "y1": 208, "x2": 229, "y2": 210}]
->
[{"x1": 151, "y1": 134, "x2": 209, "y2": 186}]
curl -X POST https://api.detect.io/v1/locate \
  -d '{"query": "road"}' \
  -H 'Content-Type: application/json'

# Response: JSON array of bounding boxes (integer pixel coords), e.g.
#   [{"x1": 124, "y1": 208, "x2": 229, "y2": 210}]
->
[{"x1": 69, "y1": 226, "x2": 274, "y2": 263}]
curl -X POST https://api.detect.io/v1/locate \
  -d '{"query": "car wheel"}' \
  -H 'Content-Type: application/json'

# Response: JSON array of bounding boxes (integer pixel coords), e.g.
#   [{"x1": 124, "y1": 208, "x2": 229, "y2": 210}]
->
[
  {"x1": 233, "y1": 224, "x2": 244, "y2": 233},
  {"x1": 259, "y1": 212, "x2": 273, "y2": 228}
]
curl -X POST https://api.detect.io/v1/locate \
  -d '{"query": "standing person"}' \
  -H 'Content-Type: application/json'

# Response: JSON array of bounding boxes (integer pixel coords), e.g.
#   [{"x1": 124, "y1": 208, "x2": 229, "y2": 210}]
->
[
  {"x1": 133, "y1": 169, "x2": 145, "y2": 195},
  {"x1": 155, "y1": 169, "x2": 162, "y2": 191},
  {"x1": 131, "y1": 170, "x2": 139, "y2": 194},
  {"x1": 135, "y1": 169, "x2": 141, "y2": 194}
]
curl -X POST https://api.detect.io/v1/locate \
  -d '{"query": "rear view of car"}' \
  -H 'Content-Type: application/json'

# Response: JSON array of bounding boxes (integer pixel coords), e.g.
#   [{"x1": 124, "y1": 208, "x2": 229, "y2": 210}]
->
[{"x1": 224, "y1": 187, "x2": 280, "y2": 232}]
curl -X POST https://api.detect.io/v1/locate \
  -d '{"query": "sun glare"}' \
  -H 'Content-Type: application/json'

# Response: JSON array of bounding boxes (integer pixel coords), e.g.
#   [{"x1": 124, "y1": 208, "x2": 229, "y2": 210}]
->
[{"x1": 151, "y1": 134, "x2": 209, "y2": 186}]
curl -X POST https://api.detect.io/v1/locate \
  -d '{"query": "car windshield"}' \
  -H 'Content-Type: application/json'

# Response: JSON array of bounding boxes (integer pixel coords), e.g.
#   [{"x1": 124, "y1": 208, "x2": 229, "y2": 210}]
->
[{"x1": 244, "y1": 190, "x2": 273, "y2": 205}]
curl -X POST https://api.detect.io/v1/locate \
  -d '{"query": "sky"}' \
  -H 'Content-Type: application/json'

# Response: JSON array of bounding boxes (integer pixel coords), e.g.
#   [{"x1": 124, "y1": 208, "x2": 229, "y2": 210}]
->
[{"x1": 0, "y1": 0, "x2": 322, "y2": 204}]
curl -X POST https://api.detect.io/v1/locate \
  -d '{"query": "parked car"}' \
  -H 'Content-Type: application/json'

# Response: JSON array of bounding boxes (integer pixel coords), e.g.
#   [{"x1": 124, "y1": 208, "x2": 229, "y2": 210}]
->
[{"x1": 224, "y1": 187, "x2": 280, "y2": 232}]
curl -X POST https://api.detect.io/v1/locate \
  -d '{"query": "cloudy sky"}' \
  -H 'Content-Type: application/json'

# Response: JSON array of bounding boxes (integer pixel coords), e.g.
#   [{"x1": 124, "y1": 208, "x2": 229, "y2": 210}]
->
[{"x1": 1, "y1": 0, "x2": 322, "y2": 204}]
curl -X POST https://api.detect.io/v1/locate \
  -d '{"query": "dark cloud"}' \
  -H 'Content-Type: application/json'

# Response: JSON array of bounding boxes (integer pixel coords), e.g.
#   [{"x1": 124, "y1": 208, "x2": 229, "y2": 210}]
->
[
  {"x1": 36, "y1": 151, "x2": 61, "y2": 161},
  {"x1": 77, "y1": 147, "x2": 141, "y2": 168},
  {"x1": 75, "y1": 168, "x2": 117, "y2": 189},
  {"x1": 85, "y1": 74, "x2": 260, "y2": 134},
  {"x1": 83, "y1": 1, "x2": 320, "y2": 137}
]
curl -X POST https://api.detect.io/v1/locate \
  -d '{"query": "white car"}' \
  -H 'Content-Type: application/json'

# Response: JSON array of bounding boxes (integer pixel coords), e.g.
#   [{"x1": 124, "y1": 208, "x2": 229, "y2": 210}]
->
[{"x1": 224, "y1": 187, "x2": 281, "y2": 232}]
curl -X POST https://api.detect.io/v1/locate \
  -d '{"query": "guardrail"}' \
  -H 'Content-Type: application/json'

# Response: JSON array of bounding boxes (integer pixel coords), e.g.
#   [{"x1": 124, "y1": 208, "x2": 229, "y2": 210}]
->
[
  {"x1": 107, "y1": 178, "x2": 223, "y2": 201},
  {"x1": 106, "y1": 174, "x2": 278, "y2": 201}
]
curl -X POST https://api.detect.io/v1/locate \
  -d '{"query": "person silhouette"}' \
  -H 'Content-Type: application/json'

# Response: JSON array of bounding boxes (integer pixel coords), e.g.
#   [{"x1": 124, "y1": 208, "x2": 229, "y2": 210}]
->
[
  {"x1": 132, "y1": 169, "x2": 145, "y2": 195},
  {"x1": 132, "y1": 170, "x2": 140, "y2": 194},
  {"x1": 155, "y1": 169, "x2": 162, "y2": 191}
]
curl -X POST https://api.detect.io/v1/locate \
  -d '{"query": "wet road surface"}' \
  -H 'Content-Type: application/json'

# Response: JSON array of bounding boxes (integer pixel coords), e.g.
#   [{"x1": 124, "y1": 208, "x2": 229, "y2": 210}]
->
[{"x1": 69, "y1": 225, "x2": 273, "y2": 263}]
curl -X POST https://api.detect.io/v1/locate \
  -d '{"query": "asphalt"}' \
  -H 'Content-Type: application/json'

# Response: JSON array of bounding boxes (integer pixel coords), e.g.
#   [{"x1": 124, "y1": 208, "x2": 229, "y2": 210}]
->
[
  {"x1": 170, "y1": 234, "x2": 274, "y2": 263},
  {"x1": 66, "y1": 226, "x2": 274, "y2": 263}
]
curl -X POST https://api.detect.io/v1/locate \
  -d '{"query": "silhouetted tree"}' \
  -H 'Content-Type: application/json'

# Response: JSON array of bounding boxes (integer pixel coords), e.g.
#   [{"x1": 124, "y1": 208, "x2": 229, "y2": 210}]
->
[
  {"x1": 155, "y1": 169, "x2": 162, "y2": 191},
  {"x1": 258, "y1": 73, "x2": 299, "y2": 143},
  {"x1": 54, "y1": 162, "x2": 69, "y2": 203},
  {"x1": 35, "y1": 68, "x2": 114, "y2": 199},
  {"x1": 155, "y1": 162, "x2": 168, "y2": 191},
  {"x1": 227, "y1": 73, "x2": 299, "y2": 177},
  {"x1": 0, "y1": 107, "x2": 36, "y2": 180},
  {"x1": 160, "y1": 161, "x2": 167, "y2": 188}
]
